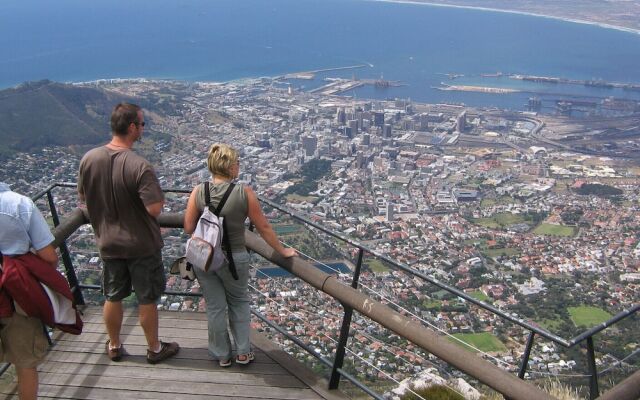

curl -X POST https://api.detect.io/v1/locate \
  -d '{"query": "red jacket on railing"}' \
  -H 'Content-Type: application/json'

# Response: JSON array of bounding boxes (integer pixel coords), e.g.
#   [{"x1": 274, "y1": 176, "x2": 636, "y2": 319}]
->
[{"x1": 0, "y1": 253, "x2": 83, "y2": 335}]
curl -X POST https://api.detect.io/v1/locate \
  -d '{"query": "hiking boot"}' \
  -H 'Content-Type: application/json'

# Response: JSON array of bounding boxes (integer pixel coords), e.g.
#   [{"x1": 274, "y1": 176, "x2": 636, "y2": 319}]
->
[
  {"x1": 105, "y1": 340, "x2": 124, "y2": 362},
  {"x1": 146, "y1": 341, "x2": 180, "y2": 364},
  {"x1": 235, "y1": 351, "x2": 255, "y2": 365}
]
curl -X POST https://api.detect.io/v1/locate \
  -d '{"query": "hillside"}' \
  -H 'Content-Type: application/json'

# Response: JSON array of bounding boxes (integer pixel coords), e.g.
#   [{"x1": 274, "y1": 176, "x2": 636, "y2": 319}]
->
[{"x1": 0, "y1": 80, "x2": 135, "y2": 159}]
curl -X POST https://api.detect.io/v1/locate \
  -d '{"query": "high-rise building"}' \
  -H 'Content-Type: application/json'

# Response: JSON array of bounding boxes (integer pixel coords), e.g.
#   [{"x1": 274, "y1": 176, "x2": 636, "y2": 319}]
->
[
  {"x1": 301, "y1": 135, "x2": 317, "y2": 157},
  {"x1": 456, "y1": 110, "x2": 467, "y2": 133},
  {"x1": 373, "y1": 111, "x2": 385, "y2": 127},
  {"x1": 348, "y1": 119, "x2": 359, "y2": 134},
  {"x1": 336, "y1": 108, "x2": 346, "y2": 125},
  {"x1": 362, "y1": 134, "x2": 371, "y2": 146},
  {"x1": 383, "y1": 124, "x2": 392, "y2": 138},
  {"x1": 386, "y1": 202, "x2": 394, "y2": 221}
]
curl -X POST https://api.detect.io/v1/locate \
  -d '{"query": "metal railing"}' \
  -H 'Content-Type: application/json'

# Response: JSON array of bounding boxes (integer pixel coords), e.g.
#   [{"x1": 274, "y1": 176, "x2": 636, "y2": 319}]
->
[{"x1": 8, "y1": 182, "x2": 638, "y2": 400}]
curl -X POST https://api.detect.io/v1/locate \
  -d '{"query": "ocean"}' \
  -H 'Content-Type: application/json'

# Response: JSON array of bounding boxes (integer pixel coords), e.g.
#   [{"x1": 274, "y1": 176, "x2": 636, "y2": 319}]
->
[{"x1": 2, "y1": 0, "x2": 640, "y2": 109}]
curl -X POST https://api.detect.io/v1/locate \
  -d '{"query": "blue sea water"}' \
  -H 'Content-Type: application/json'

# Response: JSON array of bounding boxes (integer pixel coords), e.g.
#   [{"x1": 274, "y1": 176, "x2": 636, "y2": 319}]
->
[{"x1": 2, "y1": 0, "x2": 640, "y2": 109}]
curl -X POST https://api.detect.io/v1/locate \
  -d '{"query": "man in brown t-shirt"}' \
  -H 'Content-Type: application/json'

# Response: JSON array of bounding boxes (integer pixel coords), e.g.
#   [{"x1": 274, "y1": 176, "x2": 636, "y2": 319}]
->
[{"x1": 78, "y1": 103, "x2": 179, "y2": 364}]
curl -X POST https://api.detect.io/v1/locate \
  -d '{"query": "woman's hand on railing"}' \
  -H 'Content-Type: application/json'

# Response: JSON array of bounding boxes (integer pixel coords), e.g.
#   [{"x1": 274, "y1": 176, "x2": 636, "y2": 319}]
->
[{"x1": 280, "y1": 248, "x2": 297, "y2": 258}]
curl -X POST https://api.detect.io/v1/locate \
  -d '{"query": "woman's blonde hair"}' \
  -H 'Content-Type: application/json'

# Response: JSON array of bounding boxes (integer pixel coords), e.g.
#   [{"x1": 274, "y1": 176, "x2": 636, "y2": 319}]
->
[{"x1": 207, "y1": 143, "x2": 239, "y2": 178}]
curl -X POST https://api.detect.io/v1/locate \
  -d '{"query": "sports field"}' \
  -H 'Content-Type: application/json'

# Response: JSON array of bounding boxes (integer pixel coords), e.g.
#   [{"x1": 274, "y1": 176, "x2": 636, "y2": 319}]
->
[
  {"x1": 448, "y1": 332, "x2": 506, "y2": 353},
  {"x1": 568, "y1": 306, "x2": 612, "y2": 327},
  {"x1": 533, "y1": 223, "x2": 576, "y2": 237}
]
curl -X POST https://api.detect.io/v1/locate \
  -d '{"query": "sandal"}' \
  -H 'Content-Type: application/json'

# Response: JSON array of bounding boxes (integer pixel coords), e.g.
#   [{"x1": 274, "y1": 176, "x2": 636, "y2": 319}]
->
[
  {"x1": 235, "y1": 352, "x2": 255, "y2": 365},
  {"x1": 219, "y1": 358, "x2": 232, "y2": 367}
]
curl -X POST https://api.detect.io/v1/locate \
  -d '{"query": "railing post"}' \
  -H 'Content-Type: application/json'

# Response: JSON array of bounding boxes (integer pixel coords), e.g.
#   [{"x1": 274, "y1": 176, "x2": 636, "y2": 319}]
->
[
  {"x1": 586, "y1": 337, "x2": 599, "y2": 399},
  {"x1": 329, "y1": 248, "x2": 364, "y2": 389},
  {"x1": 518, "y1": 332, "x2": 536, "y2": 379},
  {"x1": 46, "y1": 190, "x2": 85, "y2": 305}
]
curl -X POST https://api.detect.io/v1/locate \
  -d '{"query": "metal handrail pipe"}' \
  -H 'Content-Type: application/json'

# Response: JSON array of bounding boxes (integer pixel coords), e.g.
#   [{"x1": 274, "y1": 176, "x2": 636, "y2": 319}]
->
[
  {"x1": 595, "y1": 369, "x2": 640, "y2": 400},
  {"x1": 244, "y1": 230, "x2": 555, "y2": 400},
  {"x1": 256, "y1": 199, "x2": 572, "y2": 347},
  {"x1": 568, "y1": 304, "x2": 640, "y2": 346},
  {"x1": 32, "y1": 182, "x2": 77, "y2": 202},
  {"x1": 51, "y1": 208, "x2": 89, "y2": 248}
]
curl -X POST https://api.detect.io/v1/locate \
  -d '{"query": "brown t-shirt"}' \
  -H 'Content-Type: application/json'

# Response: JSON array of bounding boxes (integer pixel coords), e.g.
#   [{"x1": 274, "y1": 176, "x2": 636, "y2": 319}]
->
[{"x1": 78, "y1": 146, "x2": 164, "y2": 259}]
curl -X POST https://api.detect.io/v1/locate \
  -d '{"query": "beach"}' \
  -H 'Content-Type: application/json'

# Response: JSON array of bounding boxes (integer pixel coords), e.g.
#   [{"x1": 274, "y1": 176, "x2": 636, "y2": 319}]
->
[{"x1": 369, "y1": 0, "x2": 640, "y2": 36}]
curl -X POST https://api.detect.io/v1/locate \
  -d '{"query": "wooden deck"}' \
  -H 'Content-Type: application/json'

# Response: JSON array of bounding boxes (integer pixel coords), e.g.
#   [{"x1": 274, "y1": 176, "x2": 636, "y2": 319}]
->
[{"x1": 0, "y1": 307, "x2": 347, "y2": 400}]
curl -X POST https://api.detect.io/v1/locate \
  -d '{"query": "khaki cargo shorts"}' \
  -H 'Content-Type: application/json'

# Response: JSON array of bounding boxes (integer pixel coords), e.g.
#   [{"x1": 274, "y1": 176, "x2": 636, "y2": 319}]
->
[{"x1": 0, "y1": 313, "x2": 48, "y2": 368}]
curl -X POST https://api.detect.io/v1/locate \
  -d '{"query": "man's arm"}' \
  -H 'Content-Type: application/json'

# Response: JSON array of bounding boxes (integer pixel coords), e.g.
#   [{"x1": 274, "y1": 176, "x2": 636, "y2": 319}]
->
[
  {"x1": 145, "y1": 201, "x2": 164, "y2": 218},
  {"x1": 35, "y1": 244, "x2": 58, "y2": 266}
]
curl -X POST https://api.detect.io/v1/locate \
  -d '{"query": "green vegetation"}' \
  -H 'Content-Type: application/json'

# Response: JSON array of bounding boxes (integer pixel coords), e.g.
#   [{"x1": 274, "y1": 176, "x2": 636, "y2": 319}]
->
[
  {"x1": 481, "y1": 247, "x2": 521, "y2": 258},
  {"x1": 423, "y1": 299, "x2": 442, "y2": 310},
  {"x1": 469, "y1": 290, "x2": 491, "y2": 302},
  {"x1": 469, "y1": 211, "x2": 545, "y2": 231},
  {"x1": 448, "y1": 332, "x2": 506, "y2": 353},
  {"x1": 0, "y1": 80, "x2": 129, "y2": 157},
  {"x1": 480, "y1": 196, "x2": 516, "y2": 208},
  {"x1": 400, "y1": 384, "x2": 465, "y2": 400},
  {"x1": 366, "y1": 259, "x2": 390, "y2": 273},
  {"x1": 273, "y1": 224, "x2": 301, "y2": 235},
  {"x1": 280, "y1": 159, "x2": 332, "y2": 198},
  {"x1": 533, "y1": 224, "x2": 576, "y2": 237},
  {"x1": 575, "y1": 183, "x2": 623, "y2": 198},
  {"x1": 568, "y1": 306, "x2": 612, "y2": 328},
  {"x1": 285, "y1": 194, "x2": 318, "y2": 203},
  {"x1": 539, "y1": 317, "x2": 567, "y2": 333}
]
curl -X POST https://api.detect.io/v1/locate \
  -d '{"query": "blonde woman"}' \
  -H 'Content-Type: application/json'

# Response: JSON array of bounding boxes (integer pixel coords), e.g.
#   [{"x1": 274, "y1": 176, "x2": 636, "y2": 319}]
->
[{"x1": 184, "y1": 143, "x2": 296, "y2": 366}]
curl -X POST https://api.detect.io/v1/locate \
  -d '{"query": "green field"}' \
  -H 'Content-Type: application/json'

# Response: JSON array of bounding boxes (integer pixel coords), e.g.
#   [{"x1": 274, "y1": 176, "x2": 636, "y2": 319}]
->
[
  {"x1": 273, "y1": 225, "x2": 301, "y2": 235},
  {"x1": 533, "y1": 223, "x2": 576, "y2": 237},
  {"x1": 482, "y1": 247, "x2": 521, "y2": 258},
  {"x1": 285, "y1": 194, "x2": 319, "y2": 203},
  {"x1": 366, "y1": 259, "x2": 390, "y2": 273},
  {"x1": 539, "y1": 318, "x2": 565, "y2": 332},
  {"x1": 423, "y1": 299, "x2": 442, "y2": 310},
  {"x1": 470, "y1": 212, "x2": 530, "y2": 230},
  {"x1": 568, "y1": 306, "x2": 612, "y2": 327},
  {"x1": 468, "y1": 290, "x2": 491, "y2": 302},
  {"x1": 448, "y1": 332, "x2": 506, "y2": 353}
]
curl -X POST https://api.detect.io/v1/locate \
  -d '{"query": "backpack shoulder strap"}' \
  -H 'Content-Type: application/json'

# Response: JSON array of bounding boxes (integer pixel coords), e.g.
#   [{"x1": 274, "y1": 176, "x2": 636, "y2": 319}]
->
[
  {"x1": 214, "y1": 183, "x2": 235, "y2": 216},
  {"x1": 203, "y1": 181, "x2": 211, "y2": 207}
]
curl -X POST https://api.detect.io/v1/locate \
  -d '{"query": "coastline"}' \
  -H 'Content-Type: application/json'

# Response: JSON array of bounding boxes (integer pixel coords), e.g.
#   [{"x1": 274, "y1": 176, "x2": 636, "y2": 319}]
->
[{"x1": 367, "y1": 0, "x2": 640, "y2": 36}]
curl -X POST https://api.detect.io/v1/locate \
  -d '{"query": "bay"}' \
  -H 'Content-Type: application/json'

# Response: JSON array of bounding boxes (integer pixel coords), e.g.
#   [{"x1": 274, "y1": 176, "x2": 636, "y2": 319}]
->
[{"x1": 2, "y1": 0, "x2": 640, "y2": 109}]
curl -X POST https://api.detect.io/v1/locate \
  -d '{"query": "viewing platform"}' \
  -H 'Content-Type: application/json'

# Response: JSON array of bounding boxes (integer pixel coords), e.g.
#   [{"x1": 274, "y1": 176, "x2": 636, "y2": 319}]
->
[{"x1": 0, "y1": 306, "x2": 346, "y2": 400}]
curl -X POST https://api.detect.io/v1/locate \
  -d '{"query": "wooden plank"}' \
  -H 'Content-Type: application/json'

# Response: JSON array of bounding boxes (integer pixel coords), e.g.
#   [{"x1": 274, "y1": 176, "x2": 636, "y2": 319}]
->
[
  {"x1": 79, "y1": 307, "x2": 210, "y2": 322},
  {"x1": 43, "y1": 352, "x2": 291, "y2": 375},
  {"x1": 35, "y1": 362, "x2": 307, "y2": 387},
  {"x1": 35, "y1": 373, "x2": 321, "y2": 399},
  {"x1": 49, "y1": 342, "x2": 276, "y2": 364},
  {"x1": 22, "y1": 385, "x2": 263, "y2": 400}
]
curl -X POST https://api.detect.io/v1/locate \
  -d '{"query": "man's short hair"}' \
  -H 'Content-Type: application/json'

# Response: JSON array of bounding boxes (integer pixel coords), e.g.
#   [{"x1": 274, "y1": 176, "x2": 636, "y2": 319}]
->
[{"x1": 111, "y1": 103, "x2": 141, "y2": 135}]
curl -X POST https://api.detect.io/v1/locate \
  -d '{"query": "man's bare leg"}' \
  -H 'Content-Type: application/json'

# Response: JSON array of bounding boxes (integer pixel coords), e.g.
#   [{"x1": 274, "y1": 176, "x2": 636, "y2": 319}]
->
[
  {"x1": 103, "y1": 300, "x2": 123, "y2": 347},
  {"x1": 16, "y1": 367, "x2": 37, "y2": 400},
  {"x1": 139, "y1": 303, "x2": 160, "y2": 351}
]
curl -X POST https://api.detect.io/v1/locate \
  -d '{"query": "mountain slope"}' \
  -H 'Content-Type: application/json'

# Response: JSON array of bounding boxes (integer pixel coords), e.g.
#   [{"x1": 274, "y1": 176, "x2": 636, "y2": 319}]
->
[{"x1": 0, "y1": 80, "x2": 135, "y2": 158}]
